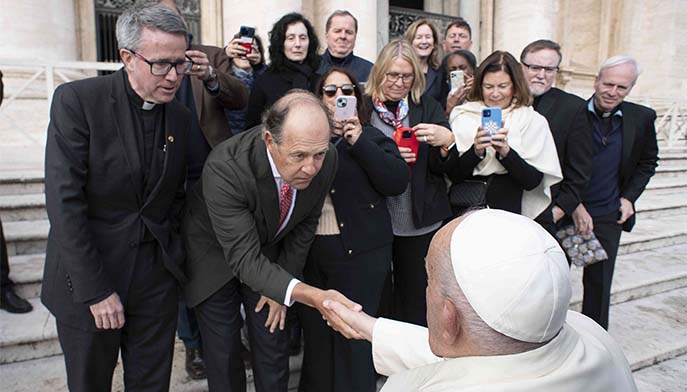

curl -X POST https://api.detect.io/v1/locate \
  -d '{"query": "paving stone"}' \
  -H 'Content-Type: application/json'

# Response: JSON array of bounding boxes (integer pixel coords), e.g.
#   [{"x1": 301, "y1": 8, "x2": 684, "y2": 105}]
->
[
  {"x1": 633, "y1": 353, "x2": 687, "y2": 392},
  {"x1": 609, "y1": 288, "x2": 687, "y2": 371}
]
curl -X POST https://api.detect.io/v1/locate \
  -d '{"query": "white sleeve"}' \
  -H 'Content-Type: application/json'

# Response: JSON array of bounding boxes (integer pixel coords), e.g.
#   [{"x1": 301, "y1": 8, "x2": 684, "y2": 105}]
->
[
  {"x1": 283, "y1": 278, "x2": 300, "y2": 306},
  {"x1": 372, "y1": 318, "x2": 443, "y2": 376}
]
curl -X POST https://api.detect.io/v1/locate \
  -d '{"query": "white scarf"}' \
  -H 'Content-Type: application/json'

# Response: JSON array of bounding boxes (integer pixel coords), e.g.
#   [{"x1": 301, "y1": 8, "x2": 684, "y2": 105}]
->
[{"x1": 449, "y1": 101, "x2": 562, "y2": 218}]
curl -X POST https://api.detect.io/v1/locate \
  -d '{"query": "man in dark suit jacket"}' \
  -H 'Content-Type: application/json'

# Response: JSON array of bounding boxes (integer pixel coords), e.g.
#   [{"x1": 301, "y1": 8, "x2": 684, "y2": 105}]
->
[
  {"x1": 182, "y1": 91, "x2": 362, "y2": 391},
  {"x1": 520, "y1": 40, "x2": 594, "y2": 235},
  {"x1": 42, "y1": 4, "x2": 192, "y2": 391},
  {"x1": 573, "y1": 56, "x2": 659, "y2": 329},
  {"x1": 157, "y1": 0, "x2": 249, "y2": 378}
]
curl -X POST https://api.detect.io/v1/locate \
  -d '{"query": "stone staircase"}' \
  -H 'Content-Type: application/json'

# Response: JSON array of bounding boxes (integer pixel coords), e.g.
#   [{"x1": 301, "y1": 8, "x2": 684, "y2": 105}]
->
[{"x1": 1, "y1": 147, "x2": 686, "y2": 391}]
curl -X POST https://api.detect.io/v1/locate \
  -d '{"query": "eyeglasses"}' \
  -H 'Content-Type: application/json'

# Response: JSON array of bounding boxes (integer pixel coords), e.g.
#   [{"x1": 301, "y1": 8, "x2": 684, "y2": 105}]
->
[
  {"x1": 322, "y1": 84, "x2": 355, "y2": 97},
  {"x1": 385, "y1": 72, "x2": 414, "y2": 84},
  {"x1": 127, "y1": 49, "x2": 194, "y2": 76},
  {"x1": 522, "y1": 62, "x2": 559, "y2": 75}
]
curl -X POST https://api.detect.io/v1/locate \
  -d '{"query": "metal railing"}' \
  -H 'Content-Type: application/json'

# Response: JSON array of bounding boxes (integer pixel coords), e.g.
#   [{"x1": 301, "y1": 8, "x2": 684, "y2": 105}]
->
[
  {"x1": 389, "y1": 6, "x2": 458, "y2": 40},
  {"x1": 0, "y1": 59, "x2": 122, "y2": 114},
  {"x1": 1, "y1": 60, "x2": 685, "y2": 147}
]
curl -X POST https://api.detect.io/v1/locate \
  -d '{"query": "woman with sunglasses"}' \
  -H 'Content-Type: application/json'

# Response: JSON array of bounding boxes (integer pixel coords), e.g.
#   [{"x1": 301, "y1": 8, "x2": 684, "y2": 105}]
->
[
  {"x1": 299, "y1": 67, "x2": 408, "y2": 392},
  {"x1": 404, "y1": 19, "x2": 443, "y2": 103},
  {"x1": 244, "y1": 13, "x2": 320, "y2": 130},
  {"x1": 364, "y1": 39, "x2": 454, "y2": 327}
]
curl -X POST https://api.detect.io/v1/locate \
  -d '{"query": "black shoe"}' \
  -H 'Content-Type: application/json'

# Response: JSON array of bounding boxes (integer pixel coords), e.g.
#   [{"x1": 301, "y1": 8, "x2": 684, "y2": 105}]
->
[
  {"x1": 184, "y1": 347, "x2": 207, "y2": 380},
  {"x1": 0, "y1": 289, "x2": 33, "y2": 314}
]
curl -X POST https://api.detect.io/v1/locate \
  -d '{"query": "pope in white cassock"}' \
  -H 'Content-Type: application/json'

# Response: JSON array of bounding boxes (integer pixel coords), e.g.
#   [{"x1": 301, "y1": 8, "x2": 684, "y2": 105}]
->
[{"x1": 325, "y1": 209, "x2": 637, "y2": 391}]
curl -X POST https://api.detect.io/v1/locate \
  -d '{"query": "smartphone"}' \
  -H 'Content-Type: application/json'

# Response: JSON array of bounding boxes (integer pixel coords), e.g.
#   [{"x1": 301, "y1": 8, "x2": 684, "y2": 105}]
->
[
  {"x1": 393, "y1": 127, "x2": 419, "y2": 164},
  {"x1": 238, "y1": 26, "x2": 255, "y2": 55},
  {"x1": 449, "y1": 70, "x2": 464, "y2": 94},
  {"x1": 481, "y1": 107, "x2": 502, "y2": 137},
  {"x1": 334, "y1": 96, "x2": 357, "y2": 122}
]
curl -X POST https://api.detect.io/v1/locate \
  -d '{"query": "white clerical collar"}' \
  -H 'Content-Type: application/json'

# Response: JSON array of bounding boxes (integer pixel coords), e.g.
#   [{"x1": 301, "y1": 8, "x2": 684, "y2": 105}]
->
[{"x1": 142, "y1": 101, "x2": 156, "y2": 111}]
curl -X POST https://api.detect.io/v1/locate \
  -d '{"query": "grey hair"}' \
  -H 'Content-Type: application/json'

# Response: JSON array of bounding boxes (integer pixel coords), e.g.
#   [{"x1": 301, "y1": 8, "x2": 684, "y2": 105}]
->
[
  {"x1": 598, "y1": 55, "x2": 641, "y2": 84},
  {"x1": 262, "y1": 89, "x2": 332, "y2": 144},
  {"x1": 116, "y1": 3, "x2": 188, "y2": 51},
  {"x1": 325, "y1": 10, "x2": 358, "y2": 33}
]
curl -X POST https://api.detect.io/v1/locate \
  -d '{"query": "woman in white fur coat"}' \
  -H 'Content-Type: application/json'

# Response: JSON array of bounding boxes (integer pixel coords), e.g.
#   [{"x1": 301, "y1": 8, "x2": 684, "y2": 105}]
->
[{"x1": 446, "y1": 50, "x2": 562, "y2": 218}]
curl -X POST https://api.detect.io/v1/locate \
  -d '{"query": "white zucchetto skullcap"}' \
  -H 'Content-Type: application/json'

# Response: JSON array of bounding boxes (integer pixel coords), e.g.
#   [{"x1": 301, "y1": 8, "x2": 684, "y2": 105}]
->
[{"x1": 450, "y1": 209, "x2": 571, "y2": 343}]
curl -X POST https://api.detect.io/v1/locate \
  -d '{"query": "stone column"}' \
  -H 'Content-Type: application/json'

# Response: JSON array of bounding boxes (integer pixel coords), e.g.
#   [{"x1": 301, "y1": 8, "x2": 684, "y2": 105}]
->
[
  {"x1": 222, "y1": 0, "x2": 303, "y2": 60},
  {"x1": 200, "y1": 0, "x2": 224, "y2": 47},
  {"x1": 492, "y1": 0, "x2": 557, "y2": 57},
  {"x1": 460, "y1": 0, "x2": 481, "y2": 60},
  {"x1": 1, "y1": 0, "x2": 79, "y2": 61},
  {"x1": 310, "y1": 1, "x2": 379, "y2": 63}
]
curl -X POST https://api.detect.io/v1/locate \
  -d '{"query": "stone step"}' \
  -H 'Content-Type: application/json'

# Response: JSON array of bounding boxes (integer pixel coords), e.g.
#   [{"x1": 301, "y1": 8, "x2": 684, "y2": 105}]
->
[
  {"x1": 608, "y1": 287, "x2": 687, "y2": 372},
  {"x1": 569, "y1": 243, "x2": 687, "y2": 310},
  {"x1": 644, "y1": 176, "x2": 687, "y2": 196},
  {"x1": 657, "y1": 154, "x2": 687, "y2": 168},
  {"x1": 654, "y1": 164, "x2": 687, "y2": 179},
  {"x1": 618, "y1": 213, "x2": 687, "y2": 255},
  {"x1": 0, "y1": 304, "x2": 304, "y2": 391},
  {"x1": 8, "y1": 253, "x2": 44, "y2": 299},
  {"x1": 0, "y1": 298, "x2": 60, "y2": 364},
  {"x1": 0, "y1": 171, "x2": 44, "y2": 196},
  {"x1": 635, "y1": 192, "x2": 687, "y2": 218},
  {"x1": 3, "y1": 219, "x2": 49, "y2": 256},
  {"x1": 633, "y1": 353, "x2": 687, "y2": 392},
  {"x1": 0, "y1": 193, "x2": 47, "y2": 222}
]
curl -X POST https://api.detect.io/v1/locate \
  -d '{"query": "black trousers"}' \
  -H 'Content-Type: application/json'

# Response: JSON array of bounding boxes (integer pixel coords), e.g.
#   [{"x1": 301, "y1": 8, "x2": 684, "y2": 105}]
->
[
  {"x1": 194, "y1": 278, "x2": 289, "y2": 392},
  {"x1": 382, "y1": 230, "x2": 437, "y2": 327},
  {"x1": 0, "y1": 218, "x2": 13, "y2": 290},
  {"x1": 56, "y1": 242, "x2": 178, "y2": 392},
  {"x1": 582, "y1": 212, "x2": 623, "y2": 330},
  {"x1": 299, "y1": 235, "x2": 390, "y2": 392}
]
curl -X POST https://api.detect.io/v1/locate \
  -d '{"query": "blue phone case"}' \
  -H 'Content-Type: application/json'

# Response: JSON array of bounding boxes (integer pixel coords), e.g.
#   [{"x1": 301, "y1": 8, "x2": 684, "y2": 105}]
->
[{"x1": 481, "y1": 107, "x2": 502, "y2": 136}]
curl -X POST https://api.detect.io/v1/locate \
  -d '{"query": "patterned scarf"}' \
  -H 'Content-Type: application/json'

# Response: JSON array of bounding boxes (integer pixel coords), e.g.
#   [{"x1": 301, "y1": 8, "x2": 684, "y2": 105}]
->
[{"x1": 373, "y1": 97, "x2": 409, "y2": 129}]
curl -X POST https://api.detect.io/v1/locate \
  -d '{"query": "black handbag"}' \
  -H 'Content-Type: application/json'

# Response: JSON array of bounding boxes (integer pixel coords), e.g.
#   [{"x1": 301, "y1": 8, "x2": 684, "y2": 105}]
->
[{"x1": 449, "y1": 179, "x2": 490, "y2": 210}]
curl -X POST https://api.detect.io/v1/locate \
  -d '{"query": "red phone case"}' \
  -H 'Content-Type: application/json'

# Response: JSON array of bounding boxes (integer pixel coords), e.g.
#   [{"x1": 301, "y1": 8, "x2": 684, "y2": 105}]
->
[{"x1": 393, "y1": 127, "x2": 419, "y2": 165}]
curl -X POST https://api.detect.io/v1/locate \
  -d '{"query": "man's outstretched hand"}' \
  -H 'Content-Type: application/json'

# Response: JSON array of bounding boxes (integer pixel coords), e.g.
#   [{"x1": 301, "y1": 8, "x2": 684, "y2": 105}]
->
[
  {"x1": 323, "y1": 300, "x2": 377, "y2": 341},
  {"x1": 291, "y1": 283, "x2": 364, "y2": 339}
]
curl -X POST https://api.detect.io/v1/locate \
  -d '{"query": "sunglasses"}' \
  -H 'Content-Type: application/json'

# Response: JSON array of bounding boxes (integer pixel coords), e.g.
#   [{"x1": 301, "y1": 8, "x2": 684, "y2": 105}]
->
[{"x1": 322, "y1": 84, "x2": 355, "y2": 97}]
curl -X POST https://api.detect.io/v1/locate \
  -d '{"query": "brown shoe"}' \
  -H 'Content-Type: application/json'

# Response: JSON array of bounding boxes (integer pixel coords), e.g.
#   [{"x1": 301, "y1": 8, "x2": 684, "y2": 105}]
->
[{"x1": 184, "y1": 347, "x2": 206, "y2": 380}]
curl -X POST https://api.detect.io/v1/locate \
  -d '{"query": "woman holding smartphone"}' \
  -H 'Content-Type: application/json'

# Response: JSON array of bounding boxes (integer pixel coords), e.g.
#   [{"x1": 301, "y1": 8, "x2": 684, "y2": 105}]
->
[
  {"x1": 244, "y1": 13, "x2": 320, "y2": 130},
  {"x1": 446, "y1": 51, "x2": 561, "y2": 218},
  {"x1": 298, "y1": 67, "x2": 408, "y2": 392},
  {"x1": 223, "y1": 33, "x2": 266, "y2": 133},
  {"x1": 363, "y1": 39, "x2": 454, "y2": 327},
  {"x1": 404, "y1": 19, "x2": 443, "y2": 102},
  {"x1": 442, "y1": 49, "x2": 477, "y2": 117}
]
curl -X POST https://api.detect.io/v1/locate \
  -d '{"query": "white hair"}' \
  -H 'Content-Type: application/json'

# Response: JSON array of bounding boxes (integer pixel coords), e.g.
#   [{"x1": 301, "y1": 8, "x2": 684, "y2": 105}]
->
[{"x1": 598, "y1": 55, "x2": 641, "y2": 84}]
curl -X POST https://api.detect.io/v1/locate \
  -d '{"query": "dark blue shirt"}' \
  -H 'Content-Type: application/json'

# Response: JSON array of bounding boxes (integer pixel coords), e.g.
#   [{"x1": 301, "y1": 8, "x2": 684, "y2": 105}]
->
[
  {"x1": 317, "y1": 50, "x2": 373, "y2": 84},
  {"x1": 582, "y1": 97, "x2": 623, "y2": 217}
]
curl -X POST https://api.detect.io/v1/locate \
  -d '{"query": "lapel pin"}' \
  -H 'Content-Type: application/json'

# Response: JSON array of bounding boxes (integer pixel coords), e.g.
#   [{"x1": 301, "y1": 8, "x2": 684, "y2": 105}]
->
[{"x1": 168, "y1": 135, "x2": 175, "y2": 143}]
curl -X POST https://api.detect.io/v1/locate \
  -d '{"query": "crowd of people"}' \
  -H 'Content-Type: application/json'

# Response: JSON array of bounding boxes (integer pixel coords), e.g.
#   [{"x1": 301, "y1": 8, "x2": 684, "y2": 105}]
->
[{"x1": 35, "y1": 1, "x2": 659, "y2": 391}]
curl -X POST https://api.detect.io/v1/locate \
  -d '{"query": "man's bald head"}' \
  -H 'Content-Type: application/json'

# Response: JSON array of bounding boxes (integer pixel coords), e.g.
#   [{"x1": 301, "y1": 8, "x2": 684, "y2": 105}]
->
[{"x1": 263, "y1": 89, "x2": 331, "y2": 144}]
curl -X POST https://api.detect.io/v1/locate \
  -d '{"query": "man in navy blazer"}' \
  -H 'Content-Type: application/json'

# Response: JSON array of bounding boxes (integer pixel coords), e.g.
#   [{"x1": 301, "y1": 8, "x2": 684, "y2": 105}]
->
[
  {"x1": 574, "y1": 56, "x2": 659, "y2": 329},
  {"x1": 42, "y1": 4, "x2": 192, "y2": 391}
]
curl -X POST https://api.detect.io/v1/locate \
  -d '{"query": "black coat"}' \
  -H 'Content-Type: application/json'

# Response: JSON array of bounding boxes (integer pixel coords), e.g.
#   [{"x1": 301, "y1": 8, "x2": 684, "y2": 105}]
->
[
  {"x1": 368, "y1": 95, "x2": 453, "y2": 228},
  {"x1": 42, "y1": 70, "x2": 190, "y2": 330},
  {"x1": 244, "y1": 66, "x2": 319, "y2": 130},
  {"x1": 328, "y1": 126, "x2": 409, "y2": 255},
  {"x1": 534, "y1": 87, "x2": 594, "y2": 222},
  {"x1": 585, "y1": 100, "x2": 659, "y2": 232}
]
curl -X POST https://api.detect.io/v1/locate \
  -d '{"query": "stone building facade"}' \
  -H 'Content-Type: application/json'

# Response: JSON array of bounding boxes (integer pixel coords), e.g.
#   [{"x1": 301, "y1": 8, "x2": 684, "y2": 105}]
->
[{"x1": 2, "y1": 0, "x2": 686, "y2": 99}]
